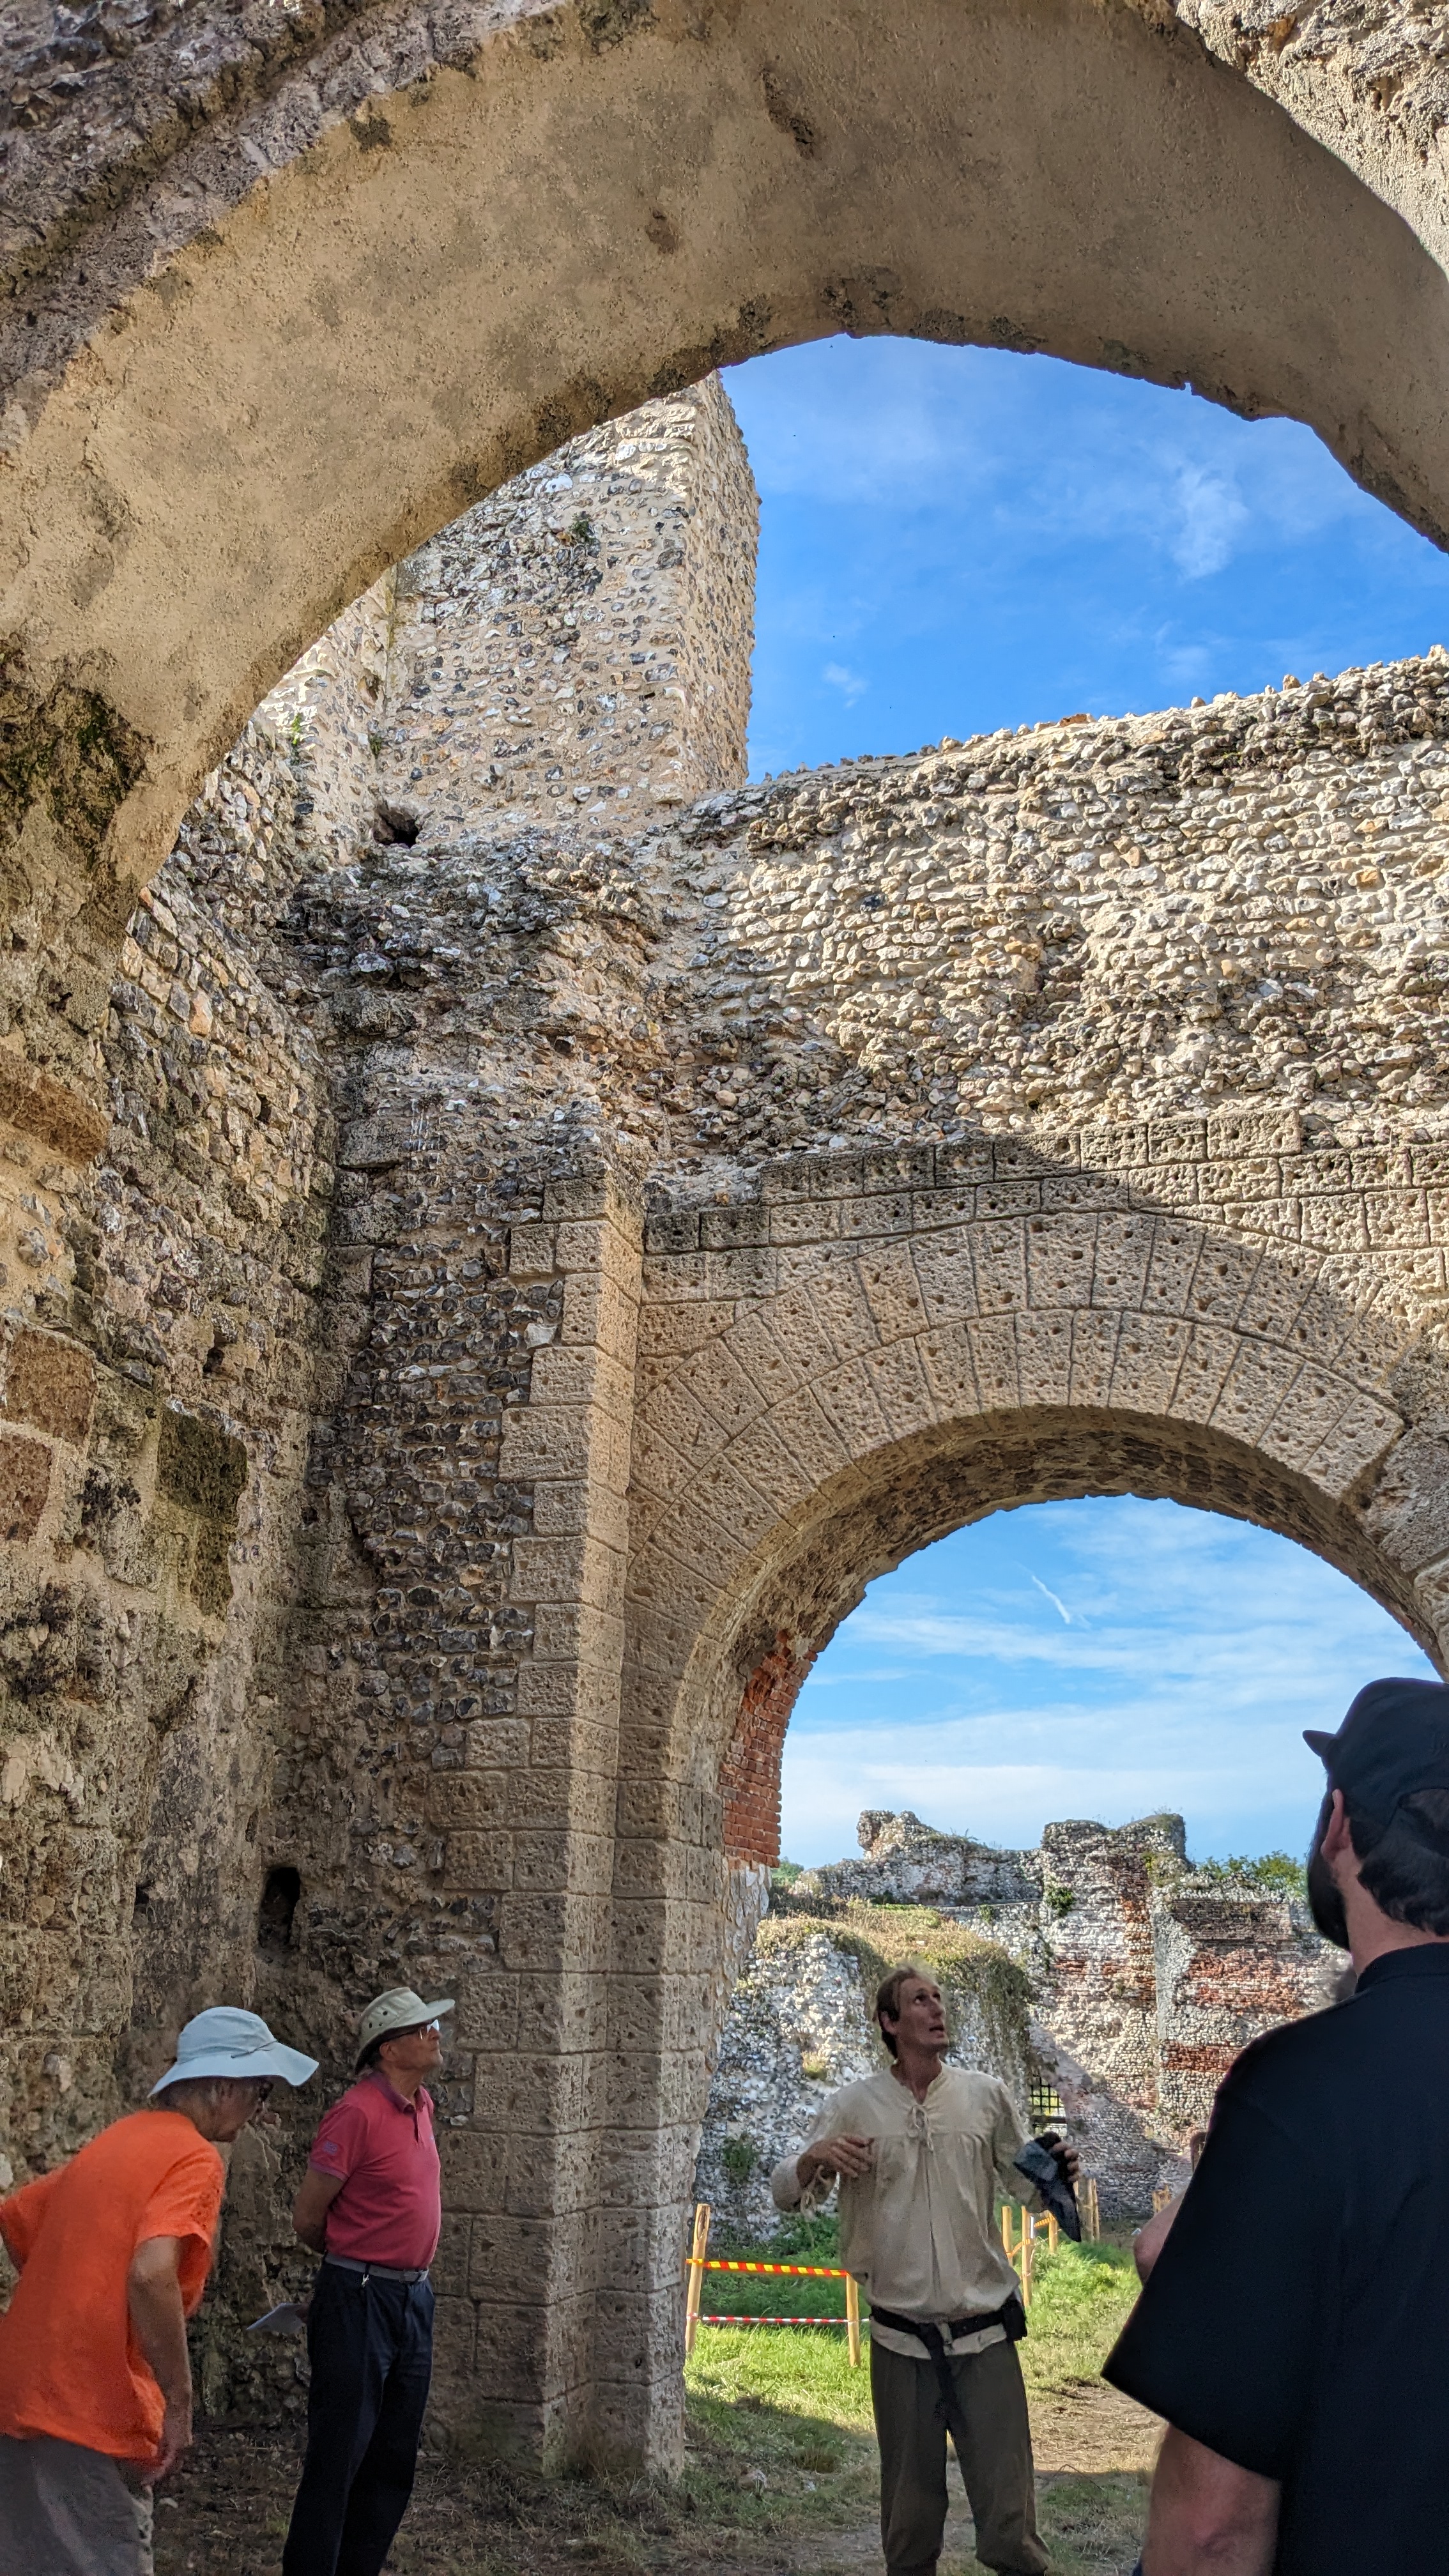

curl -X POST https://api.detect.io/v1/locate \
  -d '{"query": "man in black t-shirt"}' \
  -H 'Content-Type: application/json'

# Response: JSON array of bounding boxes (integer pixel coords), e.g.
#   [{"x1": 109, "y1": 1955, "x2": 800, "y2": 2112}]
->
[{"x1": 1105, "y1": 1676, "x2": 1449, "y2": 2576}]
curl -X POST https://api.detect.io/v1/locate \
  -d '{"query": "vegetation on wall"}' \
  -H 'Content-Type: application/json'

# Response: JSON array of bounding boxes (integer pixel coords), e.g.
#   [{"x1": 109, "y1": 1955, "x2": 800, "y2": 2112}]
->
[
  {"x1": 1190, "y1": 1851, "x2": 1308, "y2": 1899},
  {"x1": 760, "y1": 1894, "x2": 1034, "y2": 2074}
]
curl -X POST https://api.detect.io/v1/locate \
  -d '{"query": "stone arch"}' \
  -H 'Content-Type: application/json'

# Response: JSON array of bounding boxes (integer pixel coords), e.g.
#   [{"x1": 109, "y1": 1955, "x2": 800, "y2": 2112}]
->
[
  {"x1": 10, "y1": 0, "x2": 1449, "y2": 937},
  {"x1": 604, "y1": 1140, "x2": 1449, "y2": 2458}
]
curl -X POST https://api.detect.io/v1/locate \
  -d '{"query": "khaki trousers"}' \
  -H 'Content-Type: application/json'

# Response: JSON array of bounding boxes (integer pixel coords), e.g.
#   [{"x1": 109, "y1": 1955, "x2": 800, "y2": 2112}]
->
[
  {"x1": 0, "y1": 2432, "x2": 154, "y2": 2576},
  {"x1": 870, "y1": 2335, "x2": 1048, "y2": 2576}
]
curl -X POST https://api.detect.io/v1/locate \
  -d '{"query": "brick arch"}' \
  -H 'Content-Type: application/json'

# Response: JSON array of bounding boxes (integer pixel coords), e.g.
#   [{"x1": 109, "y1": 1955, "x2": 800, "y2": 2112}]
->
[
  {"x1": 603, "y1": 1140, "x2": 1449, "y2": 2458},
  {"x1": 625, "y1": 1166, "x2": 1438, "y2": 1784},
  {"x1": 705, "y1": 1399, "x2": 1432, "y2": 1871}
]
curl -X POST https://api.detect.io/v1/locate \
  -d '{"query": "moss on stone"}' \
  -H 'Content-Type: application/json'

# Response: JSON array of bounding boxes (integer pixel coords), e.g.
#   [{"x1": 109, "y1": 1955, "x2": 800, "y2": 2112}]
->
[
  {"x1": 0, "y1": 660, "x2": 148, "y2": 873},
  {"x1": 758, "y1": 1897, "x2": 1033, "y2": 2076}
]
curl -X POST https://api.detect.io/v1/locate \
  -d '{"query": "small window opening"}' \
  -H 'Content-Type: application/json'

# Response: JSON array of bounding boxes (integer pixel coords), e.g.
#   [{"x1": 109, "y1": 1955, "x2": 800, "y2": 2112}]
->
[
  {"x1": 1029, "y1": 2076, "x2": 1063, "y2": 2127},
  {"x1": 372, "y1": 799, "x2": 421, "y2": 847},
  {"x1": 257, "y1": 1865, "x2": 302, "y2": 1952}
]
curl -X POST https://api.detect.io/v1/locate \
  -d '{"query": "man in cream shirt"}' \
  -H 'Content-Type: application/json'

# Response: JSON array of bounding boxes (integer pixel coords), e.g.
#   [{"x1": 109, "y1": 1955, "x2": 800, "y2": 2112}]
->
[{"x1": 772, "y1": 1965, "x2": 1077, "y2": 2576}]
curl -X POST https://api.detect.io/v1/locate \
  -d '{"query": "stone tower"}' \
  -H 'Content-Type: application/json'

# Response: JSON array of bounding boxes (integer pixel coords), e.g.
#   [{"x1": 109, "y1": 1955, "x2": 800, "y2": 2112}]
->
[
  {"x1": 255, "y1": 375, "x2": 757, "y2": 867},
  {"x1": 381, "y1": 376, "x2": 755, "y2": 839}
]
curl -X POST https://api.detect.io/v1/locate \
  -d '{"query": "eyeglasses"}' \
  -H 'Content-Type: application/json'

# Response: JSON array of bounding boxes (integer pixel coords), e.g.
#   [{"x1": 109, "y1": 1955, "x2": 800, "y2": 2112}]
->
[{"x1": 397, "y1": 2020, "x2": 441, "y2": 2039}]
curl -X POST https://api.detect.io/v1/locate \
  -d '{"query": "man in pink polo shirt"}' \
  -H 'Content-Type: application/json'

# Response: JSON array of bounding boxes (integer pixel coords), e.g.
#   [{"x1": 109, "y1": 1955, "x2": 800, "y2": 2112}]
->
[{"x1": 282, "y1": 1986, "x2": 453, "y2": 2576}]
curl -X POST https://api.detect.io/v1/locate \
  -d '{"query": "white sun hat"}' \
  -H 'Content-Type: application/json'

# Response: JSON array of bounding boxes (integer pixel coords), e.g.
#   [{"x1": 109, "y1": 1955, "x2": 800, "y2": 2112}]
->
[
  {"x1": 150, "y1": 2006, "x2": 318, "y2": 2094},
  {"x1": 355, "y1": 1986, "x2": 455, "y2": 2070}
]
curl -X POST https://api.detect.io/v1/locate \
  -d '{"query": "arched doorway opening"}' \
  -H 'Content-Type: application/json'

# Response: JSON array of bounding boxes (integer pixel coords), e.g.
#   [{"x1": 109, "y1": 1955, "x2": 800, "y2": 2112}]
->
[
  {"x1": 611, "y1": 1162, "x2": 1449, "y2": 2462},
  {"x1": 10, "y1": 0, "x2": 1449, "y2": 961},
  {"x1": 698, "y1": 1490, "x2": 1434, "y2": 2239}
]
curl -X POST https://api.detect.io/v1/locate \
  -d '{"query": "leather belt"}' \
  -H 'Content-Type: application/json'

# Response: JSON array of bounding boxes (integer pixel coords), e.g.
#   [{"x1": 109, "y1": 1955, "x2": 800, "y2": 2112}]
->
[{"x1": 323, "y1": 2254, "x2": 431, "y2": 2285}]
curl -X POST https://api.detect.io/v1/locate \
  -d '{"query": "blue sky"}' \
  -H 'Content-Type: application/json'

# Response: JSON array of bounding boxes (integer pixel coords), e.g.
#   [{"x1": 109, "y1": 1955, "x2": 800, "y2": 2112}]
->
[
  {"x1": 724, "y1": 337, "x2": 1449, "y2": 778},
  {"x1": 730, "y1": 336, "x2": 1448, "y2": 1867},
  {"x1": 781, "y1": 1500, "x2": 1437, "y2": 1869}
]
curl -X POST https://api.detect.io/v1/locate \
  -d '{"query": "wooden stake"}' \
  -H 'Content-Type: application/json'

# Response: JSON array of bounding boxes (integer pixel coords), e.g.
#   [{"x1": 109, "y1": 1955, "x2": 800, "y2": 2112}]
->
[
  {"x1": 684, "y1": 2202, "x2": 711, "y2": 2357},
  {"x1": 1082, "y1": 2177, "x2": 1100, "y2": 2242},
  {"x1": 845, "y1": 2272, "x2": 861, "y2": 2369}
]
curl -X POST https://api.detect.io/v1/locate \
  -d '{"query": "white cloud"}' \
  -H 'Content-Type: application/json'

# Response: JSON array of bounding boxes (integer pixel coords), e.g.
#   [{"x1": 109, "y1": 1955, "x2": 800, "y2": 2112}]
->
[
  {"x1": 1168, "y1": 464, "x2": 1252, "y2": 578},
  {"x1": 823, "y1": 661, "x2": 868, "y2": 702}
]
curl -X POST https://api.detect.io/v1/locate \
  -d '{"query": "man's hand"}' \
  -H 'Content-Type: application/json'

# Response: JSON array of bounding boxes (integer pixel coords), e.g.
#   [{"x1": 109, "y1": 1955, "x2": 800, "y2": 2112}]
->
[
  {"x1": 1142, "y1": 2425, "x2": 1279, "y2": 2576},
  {"x1": 151, "y1": 2394, "x2": 194, "y2": 2484},
  {"x1": 126, "y1": 2235, "x2": 192, "y2": 2487},
  {"x1": 797, "y1": 2135, "x2": 873, "y2": 2188},
  {"x1": 1037, "y1": 2129, "x2": 1080, "y2": 2186},
  {"x1": 292, "y1": 2167, "x2": 345, "y2": 2253}
]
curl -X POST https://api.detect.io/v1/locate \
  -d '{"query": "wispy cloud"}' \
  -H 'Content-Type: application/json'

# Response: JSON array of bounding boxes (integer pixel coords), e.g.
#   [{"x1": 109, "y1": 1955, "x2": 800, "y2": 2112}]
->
[
  {"x1": 725, "y1": 335, "x2": 1449, "y2": 778},
  {"x1": 823, "y1": 662, "x2": 868, "y2": 703}
]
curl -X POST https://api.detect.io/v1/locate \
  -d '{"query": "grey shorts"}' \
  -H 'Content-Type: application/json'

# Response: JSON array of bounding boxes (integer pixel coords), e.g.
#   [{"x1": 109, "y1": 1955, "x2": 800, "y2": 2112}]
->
[{"x1": 0, "y1": 2432, "x2": 154, "y2": 2576}]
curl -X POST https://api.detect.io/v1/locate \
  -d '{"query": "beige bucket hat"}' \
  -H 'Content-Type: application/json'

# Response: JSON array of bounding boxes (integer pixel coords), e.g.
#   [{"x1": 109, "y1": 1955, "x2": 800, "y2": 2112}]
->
[{"x1": 355, "y1": 1984, "x2": 455, "y2": 2071}]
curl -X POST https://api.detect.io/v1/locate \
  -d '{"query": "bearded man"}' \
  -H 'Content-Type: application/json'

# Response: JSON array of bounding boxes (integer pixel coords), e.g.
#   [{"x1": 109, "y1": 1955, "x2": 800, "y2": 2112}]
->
[{"x1": 1107, "y1": 1676, "x2": 1449, "y2": 2576}]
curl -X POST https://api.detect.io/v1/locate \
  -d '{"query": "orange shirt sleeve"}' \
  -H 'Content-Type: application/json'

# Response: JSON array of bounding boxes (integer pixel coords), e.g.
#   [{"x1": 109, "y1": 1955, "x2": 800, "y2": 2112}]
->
[
  {"x1": 0, "y1": 2168, "x2": 61, "y2": 2272},
  {"x1": 135, "y1": 2145, "x2": 225, "y2": 2315}
]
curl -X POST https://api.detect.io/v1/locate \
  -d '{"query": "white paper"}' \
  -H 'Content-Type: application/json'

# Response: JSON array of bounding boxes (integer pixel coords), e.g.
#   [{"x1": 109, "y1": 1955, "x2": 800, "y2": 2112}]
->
[{"x1": 248, "y1": 2301, "x2": 307, "y2": 2334}]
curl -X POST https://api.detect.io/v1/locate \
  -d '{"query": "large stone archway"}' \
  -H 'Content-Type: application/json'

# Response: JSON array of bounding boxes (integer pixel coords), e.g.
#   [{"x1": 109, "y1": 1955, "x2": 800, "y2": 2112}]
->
[
  {"x1": 8, "y1": 0, "x2": 1449, "y2": 1128},
  {"x1": 596, "y1": 1130, "x2": 1447, "y2": 2458}
]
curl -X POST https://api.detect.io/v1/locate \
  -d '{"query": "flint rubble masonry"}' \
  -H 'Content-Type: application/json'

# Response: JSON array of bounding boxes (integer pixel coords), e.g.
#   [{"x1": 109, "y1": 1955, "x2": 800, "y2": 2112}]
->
[{"x1": 1, "y1": 378, "x2": 1448, "y2": 2472}]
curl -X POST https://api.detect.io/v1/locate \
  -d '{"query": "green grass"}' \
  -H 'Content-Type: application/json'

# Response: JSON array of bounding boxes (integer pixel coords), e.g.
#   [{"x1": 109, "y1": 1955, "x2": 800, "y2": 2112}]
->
[
  {"x1": 682, "y1": 2228, "x2": 1147, "y2": 2569},
  {"x1": 693, "y1": 2216, "x2": 1139, "y2": 2373},
  {"x1": 1018, "y1": 2241, "x2": 1140, "y2": 2398}
]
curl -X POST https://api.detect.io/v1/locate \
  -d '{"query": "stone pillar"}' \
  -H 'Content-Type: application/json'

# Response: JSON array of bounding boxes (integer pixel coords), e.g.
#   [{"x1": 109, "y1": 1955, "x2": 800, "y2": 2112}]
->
[
  {"x1": 1036, "y1": 1816, "x2": 1187, "y2": 2122},
  {"x1": 381, "y1": 375, "x2": 756, "y2": 841},
  {"x1": 439, "y1": 1170, "x2": 641, "y2": 2460}
]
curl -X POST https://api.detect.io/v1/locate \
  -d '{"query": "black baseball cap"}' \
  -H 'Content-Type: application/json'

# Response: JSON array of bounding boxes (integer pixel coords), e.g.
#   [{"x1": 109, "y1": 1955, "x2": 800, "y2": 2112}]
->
[{"x1": 1305, "y1": 1678, "x2": 1449, "y2": 1831}]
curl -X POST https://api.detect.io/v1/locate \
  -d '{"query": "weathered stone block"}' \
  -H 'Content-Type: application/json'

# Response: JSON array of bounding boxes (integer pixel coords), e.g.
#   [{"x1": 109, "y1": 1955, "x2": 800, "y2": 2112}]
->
[
  {"x1": 4, "y1": 1331, "x2": 95, "y2": 1447},
  {"x1": 0, "y1": 1432, "x2": 52, "y2": 1540}
]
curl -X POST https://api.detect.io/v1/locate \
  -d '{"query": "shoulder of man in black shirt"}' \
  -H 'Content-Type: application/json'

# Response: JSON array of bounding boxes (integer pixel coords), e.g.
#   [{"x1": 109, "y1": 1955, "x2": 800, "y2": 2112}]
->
[{"x1": 1106, "y1": 1946, "x2": 1449, "y2": 2573}]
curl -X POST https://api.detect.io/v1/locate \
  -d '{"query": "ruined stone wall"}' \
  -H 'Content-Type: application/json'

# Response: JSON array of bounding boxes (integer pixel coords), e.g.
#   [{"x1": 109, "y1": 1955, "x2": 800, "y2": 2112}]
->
[
  {"x1": 659, "y1": 657, "x2": 1449, "y2": 1158},
  {"x1": 705, "y1": 1810, "x2": 1333, "y2": 2221},
  {"x1": 381, "y1": 380, "x2": 756, "y2": 841},
  {"x1": 12, "y1": 372, "x2": 1449, "y2": 2471},
  {"x1": 253, "y1": 585, "x2": 395, "y2": 875},
  {"x1": 0, "y1": 714, "x2": 332, "y2": 2198}
]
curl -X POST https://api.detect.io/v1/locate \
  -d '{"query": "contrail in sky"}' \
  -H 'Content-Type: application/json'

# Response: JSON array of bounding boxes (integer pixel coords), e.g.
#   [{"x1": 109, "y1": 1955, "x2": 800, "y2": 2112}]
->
[{"x1": 1029, "y1": 1573, "x2": 1072, "y2": 1625}]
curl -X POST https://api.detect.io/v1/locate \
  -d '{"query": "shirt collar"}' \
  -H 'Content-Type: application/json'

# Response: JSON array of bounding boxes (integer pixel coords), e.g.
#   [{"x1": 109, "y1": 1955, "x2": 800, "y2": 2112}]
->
[
  {"x1": 364, "y1": 2070, "x2": 431, "y2": 2113},
  {"x1": 1355, "y1": 1943, "x2": 1449, "y2": 1991}
]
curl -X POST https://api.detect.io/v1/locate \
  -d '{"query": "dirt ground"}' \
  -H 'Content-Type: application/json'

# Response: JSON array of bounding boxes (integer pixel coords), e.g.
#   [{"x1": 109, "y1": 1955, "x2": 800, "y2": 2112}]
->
[{"x1": 151, "y1": 2381, "x2": 1156, "y2": 2576}]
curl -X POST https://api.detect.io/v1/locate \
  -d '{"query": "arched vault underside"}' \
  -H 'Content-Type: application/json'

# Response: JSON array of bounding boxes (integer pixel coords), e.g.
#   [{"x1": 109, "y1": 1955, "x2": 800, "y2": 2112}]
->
[{"x1": 8, "y1": 0, "x2": 1449, "y2": 953}]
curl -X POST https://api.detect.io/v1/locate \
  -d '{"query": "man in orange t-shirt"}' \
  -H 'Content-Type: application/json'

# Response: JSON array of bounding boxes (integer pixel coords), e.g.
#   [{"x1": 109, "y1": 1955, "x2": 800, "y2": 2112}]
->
[{"x1": 0, "y1": 2006, "x2": 316, "y2": 2576}]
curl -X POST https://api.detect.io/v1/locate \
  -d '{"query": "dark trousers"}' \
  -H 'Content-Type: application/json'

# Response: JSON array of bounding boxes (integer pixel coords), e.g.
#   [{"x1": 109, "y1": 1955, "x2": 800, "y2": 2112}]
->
[
  {"x1": 282, "y1": 2264, "x2": 434, "y2": 2576},
  {"x1": 870, "y1": 2334, "x2": 1047, "y2": 2576}
]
